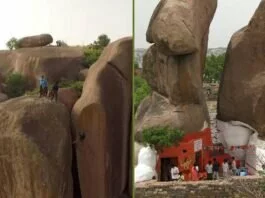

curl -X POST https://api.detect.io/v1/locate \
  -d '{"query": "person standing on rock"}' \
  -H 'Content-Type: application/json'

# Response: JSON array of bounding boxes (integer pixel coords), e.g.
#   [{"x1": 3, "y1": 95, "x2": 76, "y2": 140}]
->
[
  {"x1": 49, "y1": 81, "x2": 59, "y2": 102},
  {"x1": 39, "y1": 75, "x2": 48, "y2": 97}
]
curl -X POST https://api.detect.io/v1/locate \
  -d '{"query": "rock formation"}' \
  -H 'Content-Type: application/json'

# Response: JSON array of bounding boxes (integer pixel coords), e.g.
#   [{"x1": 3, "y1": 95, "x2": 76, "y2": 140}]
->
[
  {"x1": 0, "y1": 93, "x2": 8, "y2": 102},
  {"x1": 58, "y1": 87, "x2": 79, "y2": 111},
  {"x1": 0, "y1": 47, "x2": 84, "y2": 89},
  {"x1": 72, "y1": 37, "x2": 132, "y2": 198},
  {"x1": 78, "y1": 68, "x2": 88, "y2": 81},
  {"x1": 136, "y1": 0, "x2": 217, "y2": 137},
  {"x1": 0, "y1": 97, "x2": 73, "y2": 198},
  {"x1": 217, "y1": 0, "x2": 265, "y2": 139},
  {"x1": 17, "y1": 34, "x2": 53, "y2": 48}
]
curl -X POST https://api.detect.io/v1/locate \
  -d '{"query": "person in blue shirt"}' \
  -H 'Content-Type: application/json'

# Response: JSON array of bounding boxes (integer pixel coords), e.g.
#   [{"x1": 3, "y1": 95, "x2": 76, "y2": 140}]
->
[{"x1": 39, "y1": 75, "x2": 48, "y2": 97}]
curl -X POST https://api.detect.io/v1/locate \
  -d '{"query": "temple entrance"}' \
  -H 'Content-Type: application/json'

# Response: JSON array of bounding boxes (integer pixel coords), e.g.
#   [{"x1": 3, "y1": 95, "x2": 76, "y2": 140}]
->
[
  {"x1": 160, "y1": 157, "x2": 178, "y2": 182},
  {"x1": 195, "y1": 151, "x2": 202, "y2": 170}
]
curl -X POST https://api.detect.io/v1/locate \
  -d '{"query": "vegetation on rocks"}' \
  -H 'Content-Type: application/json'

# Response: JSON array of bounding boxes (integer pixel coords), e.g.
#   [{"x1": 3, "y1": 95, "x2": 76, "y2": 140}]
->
[
  {"x1": 134, "y1": 76, "x2": 151, "y2": 111},
  {"x1": 203, "y1": 54, "x2": 225, "y2": 83},
  {"x1": 56, "y1": 40, "x2": 68, "y2": 47},
  {"x1": 82, "y1": 34, "x2": 111, "y2": 68},
  {"x1": 6, "y1": 37, "x2": 19, "y2": 50},
  {"x1": 142, "y1": 126, "x2": 184, "y2": 151},
  {"x1": 60, "y1": 80, "x2": 84, "y2": 96},
  {"x1": 5, "y1": 73, "x2": 26, "y2": 98}
]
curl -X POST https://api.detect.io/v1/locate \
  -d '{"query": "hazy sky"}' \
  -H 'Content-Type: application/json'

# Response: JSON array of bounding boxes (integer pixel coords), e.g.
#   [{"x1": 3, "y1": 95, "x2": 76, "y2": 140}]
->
[
  {"x1": 135, "y1": 0, "x2": 261, "y2": 49},
  {"x1": 0, "y1": 0, "x2": 132, "y2": 49}
]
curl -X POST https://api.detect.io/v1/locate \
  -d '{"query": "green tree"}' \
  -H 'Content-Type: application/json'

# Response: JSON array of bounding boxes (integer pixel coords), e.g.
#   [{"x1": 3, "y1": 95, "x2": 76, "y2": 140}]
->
[
  {"x1": 56, "y1": 40, "x2": 68, "y2": 47},
  {"x1": 82, "y1": 47, "x2": 102, "y2": 68},
  {"x1": 82, "y1": 34, "x2": 111, "y2": 68},
  {"x1": 134, "y1": 60, "x2": 139, "y2": 69},
  {"x1": 6, "y1": 73, "x2": 26, "y2": 98},
  {"x1": 142, "y1": 126, "x2": 184, "y2": 151},
  {"x1": 134, "y1": 76, "x2": 151, "y2": 111},
  {"x1": 94, "y1": 34, "x2": 110, "y2": 48},
  {"x1": 6, "y1": 37, "x2": 18, "y2": 50},
  {"x1": 203, "y1": 54, "x2": 225, "y2": 83}
]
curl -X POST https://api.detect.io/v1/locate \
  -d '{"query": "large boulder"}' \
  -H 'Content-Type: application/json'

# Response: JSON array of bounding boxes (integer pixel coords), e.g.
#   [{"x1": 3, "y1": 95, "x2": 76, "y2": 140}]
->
[
  {"x1": 58, "y1": 87, "x2": 79, "y2": 111},
  {"x1": 135, "y1": 92, "x2": 208, "y2": 141},
  {"x1": 78, "y1": 68, "x2": 89, "y2": 81},
  {"x1": 137, "y1": 0, "x2": 217, "y2": 136},
  {"x1": 0, "y1": 47, "x2": 84, "y2": 89},
  {"x1": 0, "y1": 96, "x2": 73, "y2": 197},
  {"x1": 146, "y1": 0, "x2": 217, "y2": 56},
  {"x1": 72, "y1": 37, "x2": 132, "y2": 198},
  {"x1": 0, "y1": 92, "x2": 8, "y2": 102},
  {"x1": 217, "y1": 0, "x2": 265, "y2": 139},
  {"x1": 17, "y1": 34, "x2": 53, "y2": 48}
]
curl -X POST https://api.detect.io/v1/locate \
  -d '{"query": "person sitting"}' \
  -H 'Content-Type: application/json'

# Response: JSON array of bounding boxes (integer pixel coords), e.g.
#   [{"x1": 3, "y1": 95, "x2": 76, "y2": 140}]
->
[
  {"x1": 178, "y1": 172, "x2": 185, "y2": 182},
  {"x1": 170, "y1": 164, "x2": 180, "y2": 181}
]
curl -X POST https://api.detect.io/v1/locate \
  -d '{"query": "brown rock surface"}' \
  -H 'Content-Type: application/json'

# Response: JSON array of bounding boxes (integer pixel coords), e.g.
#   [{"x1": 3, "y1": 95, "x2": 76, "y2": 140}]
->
[
  {"x1": 138, "y1": 0, "x2": 217, "y2": 135},
  {"x1": 78, "y1": 68, "x2": 88, "y2": 81},
  {"x1": 17, "y1": 34, "x2": 53, "y2": 48},
  {"x1": 0, "y1": 92, "x2": 8, "y2": 102},
  {"x1": 58, "y1": 87, "x2": 79, "y2": 111},
  {"x1": 0, "y1": 47, "x2": 84, "y2": 89},
  {"x1": 217, "y1": 0, "x2": 265, "y2": 139},
  {"x1": 72, "y1": 37, "x2": 132, "y2": 198},
  {"x1": 135, "y1": 92, "x2": 208, "y2": 141},
  {"x1": 146, "y1": 0, "x2": 217, "y2": 56},
  {"x1": 0, "y1": 96, "x2": 73, "y2": 198}
]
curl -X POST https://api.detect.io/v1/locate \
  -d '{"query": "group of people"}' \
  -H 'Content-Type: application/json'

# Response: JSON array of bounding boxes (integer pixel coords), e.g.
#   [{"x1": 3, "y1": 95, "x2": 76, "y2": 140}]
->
[
  {"x1": 169, "y1": 157, "x2": 238, "y2": 182},
  {"x1": 205, "y1": 157, "x2": 237, "y2": 180},
  {"x1": 39, "y1": 75, "x2": 59, "y2": 102}
]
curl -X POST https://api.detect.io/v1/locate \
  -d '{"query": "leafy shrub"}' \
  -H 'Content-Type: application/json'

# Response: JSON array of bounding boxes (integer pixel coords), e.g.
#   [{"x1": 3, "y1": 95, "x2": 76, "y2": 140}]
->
[
  {"x1": 134, "y1": 60, "x2": 139, "y2": 69},
  {"x1": 82, "y1": 34, "x2": 111, "y2": 68},
  {"x1": 134, "y1": 76, "x2": 151, "y2": 111},
  {"x1": 142, "y1": 126, "x2": 184, "y2": 151},
  {"x1": 6, "y1": 73, "x2": 26, "y2": 98},
  {"x1": 82, "y1": 47, "x2": 102, "y2": 68},
  {"x1": 203, "y1": 54, "x2": 225, "y2": 83},
  {"x1": 56, "y1": 40, "x2": 68, "y2": 47},
  {"x1": 60, "y1": 80, "x2": 84, "y2": 96}
]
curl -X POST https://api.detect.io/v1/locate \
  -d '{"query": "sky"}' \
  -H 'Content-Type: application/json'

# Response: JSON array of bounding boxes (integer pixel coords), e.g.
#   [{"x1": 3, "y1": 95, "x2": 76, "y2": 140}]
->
[
  {"x1": 0, "y1": 0, "x2": 132, "y2": 49},
  {"x1": 135, "y1": 0, "x2": 262, "y2": 49}
]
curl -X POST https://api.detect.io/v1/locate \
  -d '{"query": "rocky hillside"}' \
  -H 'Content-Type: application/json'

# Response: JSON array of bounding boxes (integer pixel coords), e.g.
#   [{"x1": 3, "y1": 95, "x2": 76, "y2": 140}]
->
[{"x1": 0, "y1": 36, "x2": 133, "y2": 198}]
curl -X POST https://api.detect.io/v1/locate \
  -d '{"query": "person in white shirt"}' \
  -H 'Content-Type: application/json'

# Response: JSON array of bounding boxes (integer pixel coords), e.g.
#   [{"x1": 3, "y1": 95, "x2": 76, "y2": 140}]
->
[
  {"x1": 205, "y1": 161, "x2": 213, "y2": 180},
  {"x1": 222, "y1": 159, "x2": 229, "y2": 178},
  {"x1": 170, "y1": 164, "x2": 180, "y2": 181}
]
